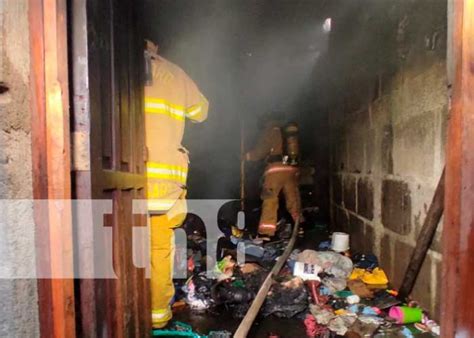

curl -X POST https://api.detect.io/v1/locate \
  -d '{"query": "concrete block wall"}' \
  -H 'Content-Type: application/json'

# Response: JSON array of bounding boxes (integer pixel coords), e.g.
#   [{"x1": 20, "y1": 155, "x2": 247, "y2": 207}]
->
[
  {"x1": 329, "y1": 59, "x2": 447, "y2": 319},
  {"x1": 0, "y1": 0, "x2": 40, "y2": 336},
  {"x1": 325, "y1": 0, "x2": 448, "y2": 320}
]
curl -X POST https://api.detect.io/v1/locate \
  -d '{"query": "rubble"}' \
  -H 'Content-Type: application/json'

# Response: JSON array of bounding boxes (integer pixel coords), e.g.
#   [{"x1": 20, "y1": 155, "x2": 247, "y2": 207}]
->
[
  {"x1": 155, "y1": 223, "x2": 440, "y2": 337},
  {"x1": 262, "y1": 277, "x2": 309, "y2": 318}
]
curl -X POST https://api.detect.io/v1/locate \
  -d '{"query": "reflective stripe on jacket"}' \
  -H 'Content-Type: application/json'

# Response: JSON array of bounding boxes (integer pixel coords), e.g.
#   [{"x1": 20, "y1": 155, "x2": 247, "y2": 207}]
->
[
  {"x1": 145, "y1": 51, "x2": 208, "y2": 211},
  {"x1": 146, "y1": 161, "x2": 188, "y2": 184}
]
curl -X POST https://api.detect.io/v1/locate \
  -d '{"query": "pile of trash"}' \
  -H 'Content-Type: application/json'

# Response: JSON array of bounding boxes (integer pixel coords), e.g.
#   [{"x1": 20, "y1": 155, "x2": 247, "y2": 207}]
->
[
  {"x1": 164, "y1": 223, "x2": 440, "y2": 337},
  {"x1": 296, "y1": 247, "x2": 440, "y2": 337},
  {"x1": 153, "y1": 321, "x2": 232, "y2": 338}
]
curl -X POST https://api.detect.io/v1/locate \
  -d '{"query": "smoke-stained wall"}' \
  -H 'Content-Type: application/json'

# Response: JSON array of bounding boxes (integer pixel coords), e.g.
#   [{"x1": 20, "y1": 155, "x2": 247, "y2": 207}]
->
[{"x1": 327, "y1": 0, "x2": 448, "y2": 319}]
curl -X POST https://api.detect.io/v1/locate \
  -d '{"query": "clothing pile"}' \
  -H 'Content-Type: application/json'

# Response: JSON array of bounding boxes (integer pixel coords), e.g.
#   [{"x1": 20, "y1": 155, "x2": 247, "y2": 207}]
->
[
  {"x1": 179, "y1": 234, "x2": 298, "y2": 319},
  {"x1": 168, "y1": 226, "x2": 440, "y2": 338},
  {"x1": 293, "y1": 247, "x2": 441, "y2": 337}
]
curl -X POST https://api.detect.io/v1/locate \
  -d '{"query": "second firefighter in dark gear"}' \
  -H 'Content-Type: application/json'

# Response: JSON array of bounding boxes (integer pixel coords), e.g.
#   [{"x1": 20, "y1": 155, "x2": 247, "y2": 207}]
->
[{"x1": 245, "y1": 118, "x2": 301, "y2": 237}]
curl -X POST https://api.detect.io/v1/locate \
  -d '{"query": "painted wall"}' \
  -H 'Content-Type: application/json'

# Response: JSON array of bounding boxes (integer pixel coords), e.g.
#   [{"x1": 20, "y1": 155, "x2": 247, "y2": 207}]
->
[{"x1": 0, "y1": 0, "x2": 40, "y2": 336}]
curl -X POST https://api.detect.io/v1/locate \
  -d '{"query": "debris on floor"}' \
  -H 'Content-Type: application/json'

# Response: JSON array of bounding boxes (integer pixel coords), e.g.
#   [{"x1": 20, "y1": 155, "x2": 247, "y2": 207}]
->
[
  {"x1": 155, "y1": 221, "x2": 440, "y2": 337},
  {"x1": 153, "y1": 321, "x2": 232, "y2": 337}
]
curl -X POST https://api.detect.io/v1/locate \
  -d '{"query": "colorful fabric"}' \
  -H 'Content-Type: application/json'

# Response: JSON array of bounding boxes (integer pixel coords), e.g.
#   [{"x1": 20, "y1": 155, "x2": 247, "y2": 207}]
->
[{"x1": 349, "y1": 267, "x2": 389, "y2": 285}]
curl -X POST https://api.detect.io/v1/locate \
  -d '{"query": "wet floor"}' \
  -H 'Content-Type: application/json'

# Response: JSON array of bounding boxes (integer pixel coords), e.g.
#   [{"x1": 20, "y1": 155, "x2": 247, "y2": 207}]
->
[
  {"x1": 173, "y1": 308, "x2": 307, "y2": 338},
  {"x1": 171, "y1": 222, "x2": 330, "y2": 338},
  {"x1": 164, "y1": 206, "x2": 330, "y2": 337}
]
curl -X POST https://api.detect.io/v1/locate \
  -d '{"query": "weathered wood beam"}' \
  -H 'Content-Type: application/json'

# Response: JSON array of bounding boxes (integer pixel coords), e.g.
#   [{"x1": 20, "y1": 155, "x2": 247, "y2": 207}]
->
[
  {"x1": 29, "y1": 0, "x2": 76, "y2": 336},
  {"x1": 442, "y1": 0, "x2": 474, "y2": 336},
  {"x1": 399, "y1": 169, "x2": 444, "y2": 300}
]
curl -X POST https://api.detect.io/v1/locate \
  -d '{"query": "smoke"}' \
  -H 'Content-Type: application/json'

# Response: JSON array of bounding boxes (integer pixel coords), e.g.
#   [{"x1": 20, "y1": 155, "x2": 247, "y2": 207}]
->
[{"x1": 143, "y1": 0, "x2": 332, "y2": 199}]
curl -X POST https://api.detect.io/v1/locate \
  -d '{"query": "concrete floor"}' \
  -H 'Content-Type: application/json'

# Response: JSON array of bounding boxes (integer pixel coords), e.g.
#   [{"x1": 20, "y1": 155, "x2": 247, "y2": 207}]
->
[
  {"x1": 171, "y1": 220, "x2": 330, "y2": 338},
  {"x1": 174, "y1": 309, "x2": 307, "y2": 338}
]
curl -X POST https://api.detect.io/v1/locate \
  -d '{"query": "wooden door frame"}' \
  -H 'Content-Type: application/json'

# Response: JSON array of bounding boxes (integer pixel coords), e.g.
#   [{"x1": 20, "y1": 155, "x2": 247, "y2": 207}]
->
[
  {"x1": 29, "y1": 0, "x2": 76, "y2": 337},
  {"x1": 442, "y1": 0, "x2": 474, "y2": 336},
  {"x1": 30, "y1": 0, "x2": 149, "y2": 335},
  {"x1": 27, "y1": 0, "x2": 473, "y2": 336},
  {"x1": 70, "y1": 0, "x2": 149, "y2": 336}
]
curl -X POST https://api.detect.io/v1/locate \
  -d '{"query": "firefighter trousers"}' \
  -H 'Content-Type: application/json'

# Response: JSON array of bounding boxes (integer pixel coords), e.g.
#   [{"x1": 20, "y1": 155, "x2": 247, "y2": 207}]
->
[
  {"x1": 150, "y1": 198, "x2": 187, "y2": 328},
  {"x1": 258, "y1": 165, "x2": 301, "y2": 236}
]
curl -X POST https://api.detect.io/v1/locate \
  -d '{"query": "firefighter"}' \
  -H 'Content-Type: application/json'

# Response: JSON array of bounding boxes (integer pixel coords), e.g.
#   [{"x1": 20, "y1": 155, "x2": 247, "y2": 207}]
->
[
  {"x1": 245, "y1": 113, "x2": 301, "y2": 237},
  {"x1": 144, "y1": 40, "x2": 209, "y2": 328}
]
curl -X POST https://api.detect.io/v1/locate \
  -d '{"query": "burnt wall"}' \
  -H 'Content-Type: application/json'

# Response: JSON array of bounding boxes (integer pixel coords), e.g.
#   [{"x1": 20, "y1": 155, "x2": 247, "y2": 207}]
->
[{"x1": 327, "y1": 0, "x2": 447, "y2": 319}]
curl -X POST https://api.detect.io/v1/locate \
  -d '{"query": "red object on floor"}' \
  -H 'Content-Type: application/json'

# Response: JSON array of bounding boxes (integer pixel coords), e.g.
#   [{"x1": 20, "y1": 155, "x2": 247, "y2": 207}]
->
[
  {"x1": 306, "y1": 280, "x2": 328, "y2": 305},
  {"x1": 304, "y1": 314, "x2": 317, "y2": 337},
  {"x1": 307, "y1": 280, "x2": 320, "y2": 304},
  {"x1": 187, "y1": 256, "x2": 195, "y2": 272},
  {"x1": 304, "y1": 314, "x2": 329, "y2": 337}
]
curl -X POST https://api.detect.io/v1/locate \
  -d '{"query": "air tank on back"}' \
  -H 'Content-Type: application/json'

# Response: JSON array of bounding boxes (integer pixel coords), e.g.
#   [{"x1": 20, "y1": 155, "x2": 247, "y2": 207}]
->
[{"x1": 284, "y1": 122, "x2": 299, "y2": 166}]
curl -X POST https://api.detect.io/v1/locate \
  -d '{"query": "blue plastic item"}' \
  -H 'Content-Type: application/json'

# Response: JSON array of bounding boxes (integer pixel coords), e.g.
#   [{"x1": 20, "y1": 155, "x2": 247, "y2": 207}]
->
[
  {"x1": 362, "y1": 306, "x2": 379, "y2": 316},
  {"x1": 400, "y1": 326, "x2": 415, "y2": 337},
  {"x1": 318, "y1": 240, "x2": 332, "y2": 250},
  {"x1": 153, "y1": 331, "x2": 202, "y2": 337},
  {"x1": 347, "y1": 304, "x2": 360, "y2": 313},
  {"x1": 152, "y1": 321, "x2": 204, "y2": 337},
  {"x1": 319, "y1": 286, "x2": 332, "y2": 295}
]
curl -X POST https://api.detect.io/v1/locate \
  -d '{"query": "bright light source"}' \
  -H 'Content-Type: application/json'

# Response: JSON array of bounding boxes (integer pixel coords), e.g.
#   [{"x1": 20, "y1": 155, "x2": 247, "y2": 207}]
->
[{"x1": 323, "y1": 18, "x2": 332, "y2": 33}]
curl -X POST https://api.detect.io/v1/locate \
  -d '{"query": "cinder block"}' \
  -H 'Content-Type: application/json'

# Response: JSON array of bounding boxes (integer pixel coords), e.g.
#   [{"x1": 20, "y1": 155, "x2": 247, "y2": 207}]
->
[
  {"x1": 382, "y1": 180, "x2": 412, "y2": 235},
  {"x1": 393, "y1": 111, "x2": 437, "y2": 178},
  {"x1": 347, "y1": 131, "x2": 365, "y2": 173},
  {"x1": 349, "y1": 214, "x2": 365, "y2": 253},
  {"x1": 332, "y1": 136, "x2": 347, "y2": 171},
  {"x1": 365, "y1": 224, "x2": 375, "y2": 254},
  {"x1": 390, "y1": 63, "x2": 448, "y2": 127},
  {"x1": 334, "y1": 206, "x2": 349, "y2": 232},
  {"x1": 332, "y1": 175, "x2": 342, "y2": 205},
  {"x1": 357, "y1": 178, "x2": 374, "y2": 220},
  {"x1": 382, "y1": 124, "x2": 394, "y2": 174},
  {"x1": 412, "y1": 254, "x2": 433, "y2": 313},
  {"x1": 365, "y1": 129, "x2": 375, "y2": 174},
  {"x1": 380, "y1": 234, "x2": 393, "y2": 281},
  {"x1": 343, "y1": 175, "x2": 357, "y2": 212},
  {"x1": 414, "y1": 216, "x2": 443, "y2": 254},
  {"x1": 393, "y1": 240, "x2": 415, "y2": 289}
]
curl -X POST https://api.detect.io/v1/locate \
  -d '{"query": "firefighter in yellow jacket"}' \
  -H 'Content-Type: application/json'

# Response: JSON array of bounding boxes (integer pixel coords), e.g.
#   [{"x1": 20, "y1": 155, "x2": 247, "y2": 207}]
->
[
  {"x1": 245, "y1": 115, "x2": 301, "y2": 237},
  {"x1": 144, "y1": 41, "x2": 209, "y2": 328}
]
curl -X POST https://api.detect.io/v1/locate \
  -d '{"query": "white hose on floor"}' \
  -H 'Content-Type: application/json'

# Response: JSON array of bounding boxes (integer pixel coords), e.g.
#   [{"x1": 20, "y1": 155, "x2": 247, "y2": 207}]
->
[{"x1": 234, "y1": 219, "x2": 300, "y2": 338}]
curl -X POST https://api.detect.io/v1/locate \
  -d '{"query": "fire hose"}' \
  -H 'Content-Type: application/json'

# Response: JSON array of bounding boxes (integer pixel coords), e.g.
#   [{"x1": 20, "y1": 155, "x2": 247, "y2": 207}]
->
[{"x1": 234, "y1": 219, "x2": 300, "y2": 338}]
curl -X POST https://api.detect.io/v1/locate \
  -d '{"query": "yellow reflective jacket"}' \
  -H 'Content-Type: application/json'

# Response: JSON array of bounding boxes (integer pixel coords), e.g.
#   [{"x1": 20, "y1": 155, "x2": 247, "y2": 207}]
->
[
  {"x1": 247, "y1": 123, "x2": 283, "y2": 161},
  {"x1": 145, "y1": 50, "x2": 209, "y2": 212}
]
